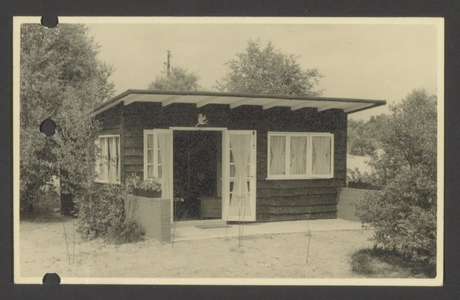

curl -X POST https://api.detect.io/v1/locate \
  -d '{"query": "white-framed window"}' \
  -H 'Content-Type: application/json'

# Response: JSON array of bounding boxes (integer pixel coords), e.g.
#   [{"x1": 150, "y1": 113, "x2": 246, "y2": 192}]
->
[
  {"x1": 96, "y1": 135, "x2": 121, "y2": 183},
  {"x1": 144, "y1": 129, "x2": 171, "y2": 181},
  {"x1": 267, "y1": 132, "x2": 334, "y2": 179},
  {"x1": 144, "y1": 130, "x2": 159, "y2": 181}
]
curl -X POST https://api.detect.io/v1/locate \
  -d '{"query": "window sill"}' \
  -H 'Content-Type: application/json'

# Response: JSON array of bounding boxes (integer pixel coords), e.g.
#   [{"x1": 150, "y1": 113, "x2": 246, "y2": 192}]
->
[{"x1": 265, "y1": 176, "x2": 333, "y2": 180}]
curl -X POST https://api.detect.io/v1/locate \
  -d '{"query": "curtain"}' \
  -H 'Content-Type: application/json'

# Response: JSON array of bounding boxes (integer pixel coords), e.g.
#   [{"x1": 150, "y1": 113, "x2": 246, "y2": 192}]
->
[
  {"x1": 101, "y1": 138, "x2": 108, "y2": 181},
  {"x1": 115, "y1": 137, "x2": 120, "y2": 181},
  {"x1": 290, "y1": 136, "x2": 307, "y2": 174},
  {"x1": 270, "y1": 136, "x2": 286, "y2": 175},
  {"x1": 147, "y1": 133, "x2": 153, "y2": 149},
  {"x1": 147, "y1": 164, "x2": 153, "y2": 179},
  {"x1": 230, "y1": 134, "x2": 251, "y2": 216},
  {"x1": 312, "y1": 137, "x2": 331, "y2": 175},
  {"x1": 158, "y1": 132, "x2": 172, "y2": 199},
  {"x1": 109, "y1": 137, "x2": 117, "y2": 181}
]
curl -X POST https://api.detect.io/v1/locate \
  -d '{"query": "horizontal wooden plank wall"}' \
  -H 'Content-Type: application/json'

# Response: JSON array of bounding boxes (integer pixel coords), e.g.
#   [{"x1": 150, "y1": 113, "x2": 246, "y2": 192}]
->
[
  {"x1": 98, "y1": 102, "x2": 348, "y2": 222},
  {"x1": 258, "y1": 134, "x2": 342, "y2": 221},
  {"x1": 97, "y1": 103, "x2": 122, "y2": 135}
]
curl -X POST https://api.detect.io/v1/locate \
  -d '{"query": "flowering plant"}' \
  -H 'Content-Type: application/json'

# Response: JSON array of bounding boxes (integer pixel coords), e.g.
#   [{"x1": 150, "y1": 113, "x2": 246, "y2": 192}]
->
[{"x1": 128, "y1": 174, "x2": 161, "y2": 192}]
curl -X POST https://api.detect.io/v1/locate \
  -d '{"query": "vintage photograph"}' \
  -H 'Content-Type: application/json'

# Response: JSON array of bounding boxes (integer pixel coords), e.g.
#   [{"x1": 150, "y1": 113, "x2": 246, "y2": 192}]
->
[{"x1": 13, "y1": 17, "x2": 443, "y2": 285}]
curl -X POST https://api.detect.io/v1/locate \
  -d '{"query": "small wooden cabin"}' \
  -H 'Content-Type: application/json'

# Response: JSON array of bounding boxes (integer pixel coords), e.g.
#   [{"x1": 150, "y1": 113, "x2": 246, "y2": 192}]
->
[{"x1": 94, "y1": 90, "x2": 385, "y2": 223}]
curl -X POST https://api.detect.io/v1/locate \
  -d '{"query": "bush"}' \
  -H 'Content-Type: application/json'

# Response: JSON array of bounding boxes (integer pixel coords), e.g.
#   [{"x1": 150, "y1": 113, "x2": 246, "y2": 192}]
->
[
  {"x1": 106, "y1": 220, "x2": 145, "y2": 245},
  {"x1": 355, "y1": 89, "x2": 437, "y2": 267},
  {"x1": 356, "y1": 167, "x2": 436, "y2": 264},
  {"x1": 76, "y1": 181, "x2": 144, "y2": 243}
]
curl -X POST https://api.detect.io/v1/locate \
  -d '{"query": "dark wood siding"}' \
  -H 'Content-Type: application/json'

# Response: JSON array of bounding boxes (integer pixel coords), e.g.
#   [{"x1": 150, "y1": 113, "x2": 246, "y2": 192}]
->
[
  {"x1": 98, "y1": 102, "x2": 348, "y2": 222},
  {"x1": 97, "y1": 104, "x2": 122, "y2": 135}
]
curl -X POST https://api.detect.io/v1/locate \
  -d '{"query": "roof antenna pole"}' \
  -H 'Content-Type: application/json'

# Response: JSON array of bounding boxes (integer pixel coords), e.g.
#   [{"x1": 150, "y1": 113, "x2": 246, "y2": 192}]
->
[{"x1": 167, "y1": 50, "x2": 171, "y2": 78}]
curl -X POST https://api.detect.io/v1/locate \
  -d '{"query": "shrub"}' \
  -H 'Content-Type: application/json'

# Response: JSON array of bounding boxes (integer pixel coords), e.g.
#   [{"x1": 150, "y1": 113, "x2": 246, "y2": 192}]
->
[
  {"x1": 356, "y1": 167, "x2": 436, "y2": 264},
  {"x1": 106, "y1": 220, "x2": 145, "y2": 245},
  {"x1": 355, "y1": 89, "x2": 437, "y2": 267},
  {"x1": 76, "y1": 180, "x2": 144, "y2": 243}
]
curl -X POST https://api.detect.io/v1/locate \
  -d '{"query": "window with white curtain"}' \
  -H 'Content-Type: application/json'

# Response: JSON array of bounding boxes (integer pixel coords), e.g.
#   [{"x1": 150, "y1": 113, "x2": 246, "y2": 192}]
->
[
  {"x1": 96, "y1": 135, "x2": 121, "y2": 183},
  {"x1": 267, "y1": 132, "x2": 333, "y2": 179}
]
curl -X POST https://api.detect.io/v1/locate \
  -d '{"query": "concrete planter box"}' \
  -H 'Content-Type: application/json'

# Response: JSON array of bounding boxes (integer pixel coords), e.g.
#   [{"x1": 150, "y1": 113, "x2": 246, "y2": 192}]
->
[{"x1": 125, "y1": 194, "x2": 171, "y2": 243}]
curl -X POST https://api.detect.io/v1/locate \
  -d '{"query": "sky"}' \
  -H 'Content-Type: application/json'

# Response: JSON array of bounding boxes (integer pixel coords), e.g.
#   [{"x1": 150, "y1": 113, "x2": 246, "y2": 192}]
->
[{"x1": 86, "y1": 19, "x2": 441, "y2": 120}]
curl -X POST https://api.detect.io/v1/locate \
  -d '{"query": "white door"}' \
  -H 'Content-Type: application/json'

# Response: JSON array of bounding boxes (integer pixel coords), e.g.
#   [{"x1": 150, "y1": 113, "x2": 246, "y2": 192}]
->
[
  {"x1": 223, "y1": 130, "x2": 257, "y2": 222},
  {"x1": 144, "y1": 129, "x2": 174, "y2": 222}
]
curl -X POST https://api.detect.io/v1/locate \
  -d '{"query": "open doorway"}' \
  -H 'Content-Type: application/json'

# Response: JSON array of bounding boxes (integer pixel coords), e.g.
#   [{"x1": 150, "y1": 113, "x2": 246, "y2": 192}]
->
[{"x1": 173, "y1": 130, "x2": 222, "y2": 221}]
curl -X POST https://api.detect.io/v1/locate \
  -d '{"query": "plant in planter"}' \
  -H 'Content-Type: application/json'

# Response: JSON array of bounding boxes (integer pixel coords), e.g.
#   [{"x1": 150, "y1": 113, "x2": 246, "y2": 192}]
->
[{"x1": 128, "y1": 174, "x2": 162, "y2": 198}]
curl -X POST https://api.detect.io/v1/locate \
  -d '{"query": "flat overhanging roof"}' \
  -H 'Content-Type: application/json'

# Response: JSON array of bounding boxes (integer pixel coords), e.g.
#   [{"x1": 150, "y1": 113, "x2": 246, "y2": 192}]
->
[{"x1": 93, "y1": 89, "x2": 386, "y2": 116}]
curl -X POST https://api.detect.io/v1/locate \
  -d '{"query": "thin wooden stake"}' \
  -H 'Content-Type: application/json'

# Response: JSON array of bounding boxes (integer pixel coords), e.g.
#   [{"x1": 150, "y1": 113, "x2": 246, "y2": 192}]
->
[
  {"x1": 306, "y1": 220, "x2": 311, "y2": 264},
  {"x1": 241, "y1": 209, "x2": 245, "y2": 247},
  {"x1": 238, "y1": 209, "x2": 242, "y2": 247},
  {"x1": 63, "y1": 222, "x2": 71, "y2": 265},
  {"x1": 72, "y1": 220, "x2": 76, "y2": 264},
  {"x1": 225, "y1": 215, "x2": 229, "y2": 240},
  {"x1": 306, "y1": 235, "x2": 311, "y2": 264},
  {"x1": 171, "y1": 215, "x2": 177, "y2": 249}
]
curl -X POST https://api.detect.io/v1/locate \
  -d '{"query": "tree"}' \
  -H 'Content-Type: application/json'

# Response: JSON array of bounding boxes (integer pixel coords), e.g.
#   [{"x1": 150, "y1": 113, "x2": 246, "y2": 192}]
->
[
  {"x1": 355, "y1": 89, "x2": 437, "y2": 267},
  {"x1": 148, "y1": 66, "x2": 201, "y2": 91},
  {"x1": 52, "y1": 87, "x2": 103, "y2": 214},
  {"x1": 347, "y1": 114, "x2": 389, "y2": 156},
  {"x1": 215, "y1": 40, "x2": 323, "y2": 96},
  {"x1": 20, "y1": 24, "x2": 114, "y2": 215}
]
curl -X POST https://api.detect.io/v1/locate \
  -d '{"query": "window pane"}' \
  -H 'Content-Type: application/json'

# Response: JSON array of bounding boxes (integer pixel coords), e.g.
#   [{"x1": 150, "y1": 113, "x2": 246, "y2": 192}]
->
[
  {"x1": 109, "y1": 138, "x2": 114, "y2": 181},
  {"x1": 147, "y1": 134, "x2": 153, "y2": 149},
  {"x1": 290, "y1": 136, "x2": 307, "y2": 175},
  {"x1": 108, "y1": 137, "x2": 115, "y2": 181},
  {"x1": 157, "y1": 149, "x2": 161, "y2": 164},
  {"x1": 115, "y1": 137, "x2": 119, "y2": 157},
  {"x1": 312, "y1": 136, "x2": 331, "y2": 175},
  {"x1": 229, "y1": 181, "x2": 234, "y2": 192},
  {"x1": 229, "y1": 164, "x2": 249, "y2": 178},
  {"x1": 147, "y1": 165, "x2": 153, "y2": 178},
  {"x1": 96, "y1": 136, "x2": 121, "y2": 183},
  {"x1": 147, "y1": 150, "x2": 153, "y2": 164},
  {"x1": 115, "y1": 137, "x2": 120, "y2": 181},
  {"x1": 107, "y1": 141, "x2": 113, "y2": 181},
  {"x1": 107, "y1": 138, "x2": 112, "y2": 160},
  {"x1": 230, "y1": 164, "x2": 236, "y2": 177},
  {"x1": 100, "y1": 138, "x2": 106, "y2": 157},
  {"x1": 158, "y1": 166, "x2": 162, "y2": 179},
  {"x1": 269, "y1": 136, "x2": 286, "y2": 175}
]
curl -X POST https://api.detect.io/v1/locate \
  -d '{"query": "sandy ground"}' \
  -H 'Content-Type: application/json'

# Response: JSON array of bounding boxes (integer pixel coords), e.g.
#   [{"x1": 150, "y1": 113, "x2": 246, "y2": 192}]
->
[{"x1": 19, "y1": 217, "x2": 375, "y2": 279}]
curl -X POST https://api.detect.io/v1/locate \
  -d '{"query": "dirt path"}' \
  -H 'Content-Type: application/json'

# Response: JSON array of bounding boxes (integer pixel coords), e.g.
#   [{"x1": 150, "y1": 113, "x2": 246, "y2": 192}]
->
[{"x1": 19, "y1": 218, "x2": 374, "y2": 279}]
